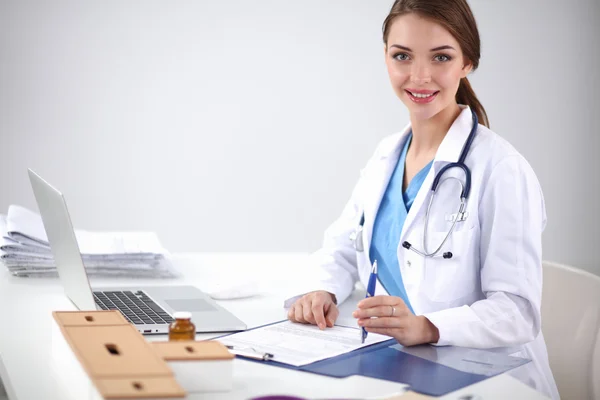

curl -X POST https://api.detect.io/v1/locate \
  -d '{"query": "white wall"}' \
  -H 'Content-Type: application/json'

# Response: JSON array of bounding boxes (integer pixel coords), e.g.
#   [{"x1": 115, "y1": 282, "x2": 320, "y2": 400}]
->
[{"x1": 1, "y1": 0, "x2": 598, "y2": 276}]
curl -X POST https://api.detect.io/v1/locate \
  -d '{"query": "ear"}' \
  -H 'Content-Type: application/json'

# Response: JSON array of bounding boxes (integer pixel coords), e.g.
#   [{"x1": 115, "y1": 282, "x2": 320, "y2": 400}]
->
[{"x1": 461, "y1": 61, "x2": 473, "y2": 78}]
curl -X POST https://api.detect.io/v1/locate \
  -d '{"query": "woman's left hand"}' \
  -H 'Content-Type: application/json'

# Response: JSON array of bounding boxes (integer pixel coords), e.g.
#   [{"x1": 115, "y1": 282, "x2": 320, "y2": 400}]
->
[{"x1": 353, "y1": 295, "x2": 440, "y2": 346}]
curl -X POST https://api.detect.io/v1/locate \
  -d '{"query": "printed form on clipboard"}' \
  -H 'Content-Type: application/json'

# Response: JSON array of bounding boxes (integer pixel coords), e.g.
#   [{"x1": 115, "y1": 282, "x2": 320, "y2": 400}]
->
[{"x1": 216, "y1": 320, "x2": 390, "y2": 366}]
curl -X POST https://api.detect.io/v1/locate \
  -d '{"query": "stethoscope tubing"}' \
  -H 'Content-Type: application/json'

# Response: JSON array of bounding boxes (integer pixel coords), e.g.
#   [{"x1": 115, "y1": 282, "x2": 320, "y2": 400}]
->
[{"x1": 351, "y1": 110, "x2": 479, "y2": 260}]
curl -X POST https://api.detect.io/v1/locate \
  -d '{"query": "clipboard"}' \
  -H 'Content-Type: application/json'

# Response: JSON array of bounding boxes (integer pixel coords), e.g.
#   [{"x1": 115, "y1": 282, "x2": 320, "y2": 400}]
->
[{"x1": 216, "y1": 320, "x2": 531, "y2": 397}]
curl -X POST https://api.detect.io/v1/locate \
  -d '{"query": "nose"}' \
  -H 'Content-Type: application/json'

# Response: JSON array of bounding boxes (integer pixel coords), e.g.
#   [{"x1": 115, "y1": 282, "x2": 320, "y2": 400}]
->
[{"x1": 410, "y1": 62, "x2": 431, "y2": 85}]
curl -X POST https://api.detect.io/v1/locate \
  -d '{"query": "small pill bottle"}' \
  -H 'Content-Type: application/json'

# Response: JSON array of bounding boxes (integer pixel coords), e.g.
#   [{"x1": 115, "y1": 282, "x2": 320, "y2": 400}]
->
[{"x1": 168, "y1": 311, "x2": 196, "y2": 341}]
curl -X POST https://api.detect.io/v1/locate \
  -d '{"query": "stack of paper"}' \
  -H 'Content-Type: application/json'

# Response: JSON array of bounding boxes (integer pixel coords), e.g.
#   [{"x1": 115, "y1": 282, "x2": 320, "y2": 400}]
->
[{"x1": 0, "y1": 205, "x2": 178, "y2": 278}]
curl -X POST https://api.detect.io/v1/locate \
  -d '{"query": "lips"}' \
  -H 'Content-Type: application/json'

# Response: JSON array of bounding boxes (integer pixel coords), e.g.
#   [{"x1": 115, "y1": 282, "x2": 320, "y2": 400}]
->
[{"x1": 405, "y1": 89, "x2": 439, "y2": 104}]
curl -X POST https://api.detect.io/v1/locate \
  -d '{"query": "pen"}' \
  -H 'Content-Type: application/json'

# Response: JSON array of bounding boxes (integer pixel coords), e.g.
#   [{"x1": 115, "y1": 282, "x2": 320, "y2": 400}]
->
[
  {"x1": 361, "y1": 260, "x2": 378, "y2": 344},
  {"x1": 225, "y1": 345, "x2": 274, "y2": 361}
]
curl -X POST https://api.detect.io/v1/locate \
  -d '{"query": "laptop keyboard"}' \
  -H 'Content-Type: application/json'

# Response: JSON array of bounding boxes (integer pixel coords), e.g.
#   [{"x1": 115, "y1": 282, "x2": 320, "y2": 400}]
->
[{"x1": 93, "y1": 290, "x2": 174, "y2": 325}]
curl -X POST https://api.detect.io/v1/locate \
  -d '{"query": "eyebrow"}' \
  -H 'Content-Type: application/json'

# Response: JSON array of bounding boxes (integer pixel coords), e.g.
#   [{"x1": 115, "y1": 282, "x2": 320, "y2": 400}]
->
[{"x1": 389, "y1": 44, "x2": 456, "y2": 52}]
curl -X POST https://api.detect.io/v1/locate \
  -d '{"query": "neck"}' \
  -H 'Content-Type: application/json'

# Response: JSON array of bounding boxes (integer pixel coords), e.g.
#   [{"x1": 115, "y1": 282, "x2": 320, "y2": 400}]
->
[{"x1": 409, "y1": 103, "x2": 462, "y2": 156}]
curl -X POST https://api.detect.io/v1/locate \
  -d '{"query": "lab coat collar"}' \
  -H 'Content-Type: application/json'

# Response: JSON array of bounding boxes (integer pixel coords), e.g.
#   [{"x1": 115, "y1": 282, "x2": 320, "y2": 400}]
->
[
  {"x1": 376, "y1": 105, "x2": 475, "y2": 163},
  {"x1": 362, "y1": 128, "x2": 410, "y2": 265},
  {"x1": 432, "y1": 105, "x2": 475, "y2": 163},
  {"x1": 376, "y1": 125, "x2": 411, "y2": 161}
]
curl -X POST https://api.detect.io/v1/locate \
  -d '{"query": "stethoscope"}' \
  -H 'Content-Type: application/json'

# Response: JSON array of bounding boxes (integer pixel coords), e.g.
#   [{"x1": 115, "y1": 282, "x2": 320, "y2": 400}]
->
[{"x1": 350, "y1": 110, "x2": 478, "y2": 260}]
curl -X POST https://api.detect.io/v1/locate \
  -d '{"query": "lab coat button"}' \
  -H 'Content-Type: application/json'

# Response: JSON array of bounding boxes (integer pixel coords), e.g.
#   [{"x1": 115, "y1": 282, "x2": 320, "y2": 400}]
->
[{"x1": 406, "y1": 260, "x2": 411, "y2": 267}]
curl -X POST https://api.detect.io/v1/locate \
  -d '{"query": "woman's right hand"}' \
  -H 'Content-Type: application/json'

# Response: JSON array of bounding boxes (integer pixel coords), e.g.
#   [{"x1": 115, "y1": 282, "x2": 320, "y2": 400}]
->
[{"x1": 287, "y1": 290, "x2": 339, "y2": 330}]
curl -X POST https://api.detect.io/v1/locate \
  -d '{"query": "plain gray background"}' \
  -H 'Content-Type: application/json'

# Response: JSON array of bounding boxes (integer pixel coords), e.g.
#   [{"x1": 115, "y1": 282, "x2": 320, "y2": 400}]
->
[{"x1": 1, "y1": 0, "x2": 598, "y2": 276}]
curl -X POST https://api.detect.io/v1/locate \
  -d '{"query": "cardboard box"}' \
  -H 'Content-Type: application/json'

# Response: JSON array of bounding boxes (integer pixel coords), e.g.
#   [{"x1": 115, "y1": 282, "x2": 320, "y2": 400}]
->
[
  {"x1": 52, "y1": 310, "x2": 185, "y2": 399},
  {"x1": 152, "y1": 341, "x2": 234, "y2": 393}
]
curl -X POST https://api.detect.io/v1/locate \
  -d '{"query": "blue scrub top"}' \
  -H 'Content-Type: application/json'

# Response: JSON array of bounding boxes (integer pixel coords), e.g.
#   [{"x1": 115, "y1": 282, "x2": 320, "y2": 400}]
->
[{"x1": 369, "y1": 134, "x2": 433, "y2": 314}]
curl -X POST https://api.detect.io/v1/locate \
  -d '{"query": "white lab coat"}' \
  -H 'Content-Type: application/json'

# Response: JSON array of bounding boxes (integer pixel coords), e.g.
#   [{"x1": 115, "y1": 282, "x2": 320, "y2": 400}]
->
[{"x1": 287, "y1": 106, "x2": 560, "y2": 399}]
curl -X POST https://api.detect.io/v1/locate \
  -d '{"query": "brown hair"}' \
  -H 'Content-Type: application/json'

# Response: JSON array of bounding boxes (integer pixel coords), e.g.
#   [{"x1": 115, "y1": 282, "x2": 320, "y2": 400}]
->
[{"x1": 382, "y1": 0, "x2": 489, "y2": 128}]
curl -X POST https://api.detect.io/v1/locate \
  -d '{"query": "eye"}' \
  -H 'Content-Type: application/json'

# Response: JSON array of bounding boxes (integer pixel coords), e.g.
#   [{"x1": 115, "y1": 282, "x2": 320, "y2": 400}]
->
[
  {"x1": 434, "y1": 54, "x2": 452, "y2": 62},
  {"x1": 393, "y1": 52, "x2": 410, "y2": 61}
]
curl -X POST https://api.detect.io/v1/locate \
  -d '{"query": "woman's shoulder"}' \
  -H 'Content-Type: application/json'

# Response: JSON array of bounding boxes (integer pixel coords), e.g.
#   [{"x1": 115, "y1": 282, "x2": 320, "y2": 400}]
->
[
  {"x1": 472, "y1": 124, "x2": 534, "y2": 171},
  {"x1": 472, "y1": 124, "x2": 543, "y2": 192}
]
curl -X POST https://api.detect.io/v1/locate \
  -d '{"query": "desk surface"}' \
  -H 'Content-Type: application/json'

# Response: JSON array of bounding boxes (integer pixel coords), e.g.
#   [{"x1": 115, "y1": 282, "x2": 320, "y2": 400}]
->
[{"x1": 0, "y1": 253, "x2": 548, "y2": 400}]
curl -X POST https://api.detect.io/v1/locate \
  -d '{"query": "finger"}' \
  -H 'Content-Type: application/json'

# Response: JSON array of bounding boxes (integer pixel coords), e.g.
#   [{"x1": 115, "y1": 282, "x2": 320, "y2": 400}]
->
[
  {"x1": 365, "y1": 327, "x2": 408, "y2": 344},
  {"x1": 294, "y1": 302, "x2": 307, "y2": 323},
  {"x1": 312, "y1": 301, "x2": 327, "y2": 330},
  {"x1": 357, "y1": 316, "x2": 401, "y2": 329},
  {"x1": 303, "y1": 300, "x2": 317, "y2": 325},
  {"x1": 357, "y1": 295, "x2": 404, "y2": 309},
  {"x1": 353, "y1": 305, "x2": 408, "y2": 319},
  {"x1": 287, "y1": 305, "x2": 295, "y2": 321},
  {"x1": 364, "y1": 327, "x2": 395, "y2": 336},
  {"x1": 358, "y1": 295, "x2": 406, "y2": 309},
  {"x1": 325, "y1": 304, "x2": 339, "y2": 327}
]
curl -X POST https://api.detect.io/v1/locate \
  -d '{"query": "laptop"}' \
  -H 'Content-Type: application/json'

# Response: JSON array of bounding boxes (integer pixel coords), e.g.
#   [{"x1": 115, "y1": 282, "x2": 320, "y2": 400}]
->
[{"x1": 28, "y1": 168, "x2": 247, "y2": 334}]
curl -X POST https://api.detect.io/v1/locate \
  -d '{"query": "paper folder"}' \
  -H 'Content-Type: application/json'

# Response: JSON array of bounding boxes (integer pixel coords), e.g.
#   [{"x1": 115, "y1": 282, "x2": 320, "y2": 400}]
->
[{"x1": 218, "y1": 322, "x2": 530, "y2": 397}]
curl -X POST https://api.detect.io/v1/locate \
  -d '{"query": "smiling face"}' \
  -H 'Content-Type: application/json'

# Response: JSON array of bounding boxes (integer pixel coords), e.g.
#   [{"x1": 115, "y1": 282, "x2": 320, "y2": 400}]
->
[{"x1": 385, "y1": 13, "x2": 473, "y2": 122}]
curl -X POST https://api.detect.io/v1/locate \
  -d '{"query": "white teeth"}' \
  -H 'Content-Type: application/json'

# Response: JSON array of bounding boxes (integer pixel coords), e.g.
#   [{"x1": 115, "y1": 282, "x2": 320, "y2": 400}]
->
[{"x1": 409, "y1": 91, "x2": 435, "y2": 98}]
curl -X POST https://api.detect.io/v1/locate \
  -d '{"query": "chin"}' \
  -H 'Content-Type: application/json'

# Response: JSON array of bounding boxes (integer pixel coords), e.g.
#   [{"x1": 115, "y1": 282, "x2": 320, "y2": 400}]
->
[
  {"x1": 407, "y1": 105, "x2": 440, "y2": 121},
  {"x1": 399, "y1": 95, "x2": 441, "y2": 121}
]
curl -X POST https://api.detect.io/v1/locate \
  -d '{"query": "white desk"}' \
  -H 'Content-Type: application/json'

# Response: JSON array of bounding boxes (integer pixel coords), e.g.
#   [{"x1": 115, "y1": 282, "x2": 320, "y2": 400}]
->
[{"x1": 0, "y1": 253, "x2": 548, "y2": 400}]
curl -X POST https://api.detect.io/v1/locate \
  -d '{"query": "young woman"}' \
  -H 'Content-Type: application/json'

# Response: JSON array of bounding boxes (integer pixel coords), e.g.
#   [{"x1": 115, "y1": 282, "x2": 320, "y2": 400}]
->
[{"x1": 285, "y1": 0, "x2": 559, "y2": 398}]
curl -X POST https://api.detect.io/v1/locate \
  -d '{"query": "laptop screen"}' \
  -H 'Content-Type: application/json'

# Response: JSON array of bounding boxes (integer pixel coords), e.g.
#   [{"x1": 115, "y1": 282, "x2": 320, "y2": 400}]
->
[{"x1": 28, "y1": 169, "x2": 98, "y2": 311}]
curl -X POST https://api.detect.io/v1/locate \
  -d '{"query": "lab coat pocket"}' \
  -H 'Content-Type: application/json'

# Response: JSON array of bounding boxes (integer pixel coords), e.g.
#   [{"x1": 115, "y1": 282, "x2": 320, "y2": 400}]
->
[{"x1": 422, "y1": 227, "x2": 478, "y2": 303}]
